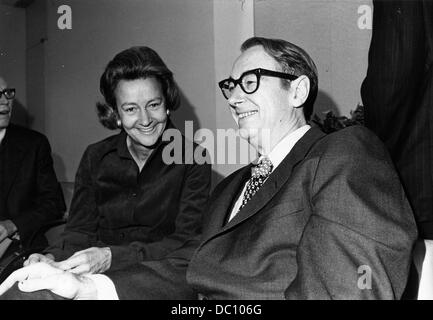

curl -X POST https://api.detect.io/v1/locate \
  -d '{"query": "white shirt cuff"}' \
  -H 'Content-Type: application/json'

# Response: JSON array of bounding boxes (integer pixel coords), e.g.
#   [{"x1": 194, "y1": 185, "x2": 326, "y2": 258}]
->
[
  {"x1": 86, "y1": 274, "x2": 119, "y2": 300},
  {"x1": 418, "y1": 240, "x2": 433, "y2": 300}
]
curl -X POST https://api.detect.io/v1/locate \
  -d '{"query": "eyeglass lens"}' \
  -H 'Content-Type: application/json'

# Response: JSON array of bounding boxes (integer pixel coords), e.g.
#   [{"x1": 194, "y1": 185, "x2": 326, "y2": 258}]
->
[
  {"x1": 0, "y1": 89, "x2": 15, "y2": 100},
  {"x1": 221, "y1": 72, "x2": 258, "y2": 99}
]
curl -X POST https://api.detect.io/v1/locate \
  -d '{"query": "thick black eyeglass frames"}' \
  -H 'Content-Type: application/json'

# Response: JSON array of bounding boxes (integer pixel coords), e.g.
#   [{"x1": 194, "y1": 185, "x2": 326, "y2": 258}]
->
[
  {"x1": 0, "y1": 88, "x2": 16, "y2": 100},
  {"x1": 218, "y1": 68, "x2": 298, "y2": 100}
]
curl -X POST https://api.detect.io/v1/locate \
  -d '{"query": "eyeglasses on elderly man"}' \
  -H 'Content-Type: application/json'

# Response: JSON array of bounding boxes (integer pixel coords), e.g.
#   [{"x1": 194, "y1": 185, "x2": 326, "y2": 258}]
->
[
  {"x1": 0, "y1": 89, "x2": 15, "y2": 100},
  {"x1": 218, "y1": 68, "x2": 299, "y2": 100}
]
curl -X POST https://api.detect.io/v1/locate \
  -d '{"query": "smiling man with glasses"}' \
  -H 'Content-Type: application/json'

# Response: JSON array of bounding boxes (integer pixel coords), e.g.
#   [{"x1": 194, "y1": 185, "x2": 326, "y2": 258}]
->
[
  {"x1": 0, "y1": 38, "x2": 418, "y2": 300},
  {"x1": 201, "y1": 37, "x2": 416, "y2": 299},
  {"x1": 218, "y1": 39, "x2": 318, "y2": 159}
]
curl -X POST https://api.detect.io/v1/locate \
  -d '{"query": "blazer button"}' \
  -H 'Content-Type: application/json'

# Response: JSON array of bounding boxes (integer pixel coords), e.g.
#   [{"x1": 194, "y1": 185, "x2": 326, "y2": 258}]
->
[{"x1": 131, "y1": 192, "x2": 137, "y2": 197}]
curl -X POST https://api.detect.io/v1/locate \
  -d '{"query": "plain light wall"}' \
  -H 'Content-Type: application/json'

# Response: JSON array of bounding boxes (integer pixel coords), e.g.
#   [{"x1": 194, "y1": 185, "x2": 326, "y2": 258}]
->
[
  {"x1": 26, "y1": 0, "x2": 47, "y2": 132},
  {"x1": 0, "y1": 4, "x2": 27, "y2": 126},
  {"x1": 212, "y1": 0, "x2": 255, "y2": 185},
  {"x1": 254, "y1": 0, "x2": 373, "y2": 117},
  {"x1": 39, "y1": 0, "x2": 216, "y2": 182}
]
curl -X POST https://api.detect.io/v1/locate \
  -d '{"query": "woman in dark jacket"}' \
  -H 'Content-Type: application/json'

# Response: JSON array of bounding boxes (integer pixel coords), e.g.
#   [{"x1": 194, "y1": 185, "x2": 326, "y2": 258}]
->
[{"x1": 24, "y1": 46, "x2": 211, "y2": 274}]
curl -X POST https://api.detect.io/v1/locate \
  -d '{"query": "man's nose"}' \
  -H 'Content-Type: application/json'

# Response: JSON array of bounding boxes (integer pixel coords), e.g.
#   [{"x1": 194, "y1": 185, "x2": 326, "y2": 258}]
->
[
  {"x1": 0, "y1": 93, "x2": 8, "y2": 104},
  {"x1": 228, "y1": 85, "x2": 244, "y2": 108}
]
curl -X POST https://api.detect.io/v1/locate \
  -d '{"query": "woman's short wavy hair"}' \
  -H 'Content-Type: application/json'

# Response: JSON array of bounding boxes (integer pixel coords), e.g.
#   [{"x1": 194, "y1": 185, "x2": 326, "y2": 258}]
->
[
  {"x1": 96, "y1": 46, "x2": 180, "y2": 129},
  {"x1": 241, "y1": 37, "x2": 318, "y2": 122}
]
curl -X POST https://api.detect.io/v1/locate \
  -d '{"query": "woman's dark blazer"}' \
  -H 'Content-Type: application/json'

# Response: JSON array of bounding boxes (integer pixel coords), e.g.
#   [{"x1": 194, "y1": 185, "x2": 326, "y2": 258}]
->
[{"x1": 46, "y1": 123, "x2": 211, "y2": 271}]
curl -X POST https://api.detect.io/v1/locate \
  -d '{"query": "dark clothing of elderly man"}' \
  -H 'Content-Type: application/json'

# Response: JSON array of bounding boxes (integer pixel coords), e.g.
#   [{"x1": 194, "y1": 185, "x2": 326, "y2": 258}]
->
[
  {"x1": 0, "y1": 77, "x2": 65, "y2": 250},
  {"x1": 0, "y1": 38, "x2": 417, "y2": 300}
]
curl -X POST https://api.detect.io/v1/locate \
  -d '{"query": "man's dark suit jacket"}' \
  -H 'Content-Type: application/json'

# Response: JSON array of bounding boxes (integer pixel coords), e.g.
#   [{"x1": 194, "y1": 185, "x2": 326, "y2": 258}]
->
[
  {"x1": 107, "y1": 126, "x2": 417, "y2": 299},
  {"x1": 0, "y1": 124, "x2": 65, "y2": 248},
  {"x1": 361, "y1": 0, "x2": 433, "y2": 238}
]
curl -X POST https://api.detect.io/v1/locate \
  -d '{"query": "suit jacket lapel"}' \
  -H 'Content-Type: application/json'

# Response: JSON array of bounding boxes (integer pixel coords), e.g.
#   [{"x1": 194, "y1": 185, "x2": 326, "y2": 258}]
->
[
  {"x1": 202, "y1": 126, "x2": 326, "y2": 243},
  {"x1": 201, "y1": 164, "x2": 252, "y2": 239}
]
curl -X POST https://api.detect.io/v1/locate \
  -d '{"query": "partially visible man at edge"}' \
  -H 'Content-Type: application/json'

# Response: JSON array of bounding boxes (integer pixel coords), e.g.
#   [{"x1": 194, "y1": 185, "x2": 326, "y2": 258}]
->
[
  {"x1": 0, "y1": 37, "x2": 417, "y2": 300},
  {"x1": 0, "y1": 76, "x2": 65, "y2": 249}
]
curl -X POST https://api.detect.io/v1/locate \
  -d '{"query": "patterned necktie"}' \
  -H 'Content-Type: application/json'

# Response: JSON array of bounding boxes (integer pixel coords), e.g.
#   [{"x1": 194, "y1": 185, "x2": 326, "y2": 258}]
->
[{"x1": 240, "y1": 157, "x2": 274, "y2": 210}]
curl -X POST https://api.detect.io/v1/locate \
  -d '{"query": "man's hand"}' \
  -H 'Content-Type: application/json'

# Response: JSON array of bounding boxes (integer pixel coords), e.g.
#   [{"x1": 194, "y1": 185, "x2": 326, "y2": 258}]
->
[
  {"x1": 55, "y1": 247, "x2": 112, "y2": 275},
  {"x1": 0, "y1": 220, "x2": 17, "y2": 242},
  {"x1": 23, "y1": 253, "x2": 55, "y2": 267},
  {"x1": 0, "y1": 262, "x2": 97, "y2": 299}
]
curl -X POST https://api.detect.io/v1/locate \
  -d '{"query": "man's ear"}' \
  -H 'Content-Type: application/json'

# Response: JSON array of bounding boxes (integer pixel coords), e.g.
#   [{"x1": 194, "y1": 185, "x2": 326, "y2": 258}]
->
[{"x1": 290, "y1": 75, "x2": 310, "y2": 108}]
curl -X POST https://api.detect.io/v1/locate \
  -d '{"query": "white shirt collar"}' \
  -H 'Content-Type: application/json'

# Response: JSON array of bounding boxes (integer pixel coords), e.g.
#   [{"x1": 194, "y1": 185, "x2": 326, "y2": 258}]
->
[
  {"x1": 258, "y1": 125, "x2": 311, "y2": 169},
  {"x1": 0, "y1": 128, "x2": 6, "y2": 145}
]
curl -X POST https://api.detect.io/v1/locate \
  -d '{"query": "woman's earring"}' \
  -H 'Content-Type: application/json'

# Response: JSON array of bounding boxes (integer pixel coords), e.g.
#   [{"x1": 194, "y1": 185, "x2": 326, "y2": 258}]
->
[
  {"x1": 166, "y1": 109, "x2": 170, "y2": 116},
  {"x1": 116, "y1": 119, "x2": 122, "y2": 128}
]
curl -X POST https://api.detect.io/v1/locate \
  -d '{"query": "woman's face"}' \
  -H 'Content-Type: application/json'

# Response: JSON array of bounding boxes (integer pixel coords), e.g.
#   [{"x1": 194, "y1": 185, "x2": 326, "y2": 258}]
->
[{"x1": 115, "y1": 77, "x2": 168, "y2": 149}]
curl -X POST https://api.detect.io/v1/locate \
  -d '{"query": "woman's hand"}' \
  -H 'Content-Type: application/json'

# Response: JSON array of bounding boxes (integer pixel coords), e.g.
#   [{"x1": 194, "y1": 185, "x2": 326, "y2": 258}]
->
[
  {"x1": 23, "y1": 253, "x2": 55, "y2": 267},
  {"x1": 55, "y1": 247, "x2": 112, "y2": 275}
]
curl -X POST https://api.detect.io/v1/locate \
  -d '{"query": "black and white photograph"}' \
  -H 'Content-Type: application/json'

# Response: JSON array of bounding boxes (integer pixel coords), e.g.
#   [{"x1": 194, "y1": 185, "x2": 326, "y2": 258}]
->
[{"x1": 0, "y1": 0, "x2": 431, "y2": 308}]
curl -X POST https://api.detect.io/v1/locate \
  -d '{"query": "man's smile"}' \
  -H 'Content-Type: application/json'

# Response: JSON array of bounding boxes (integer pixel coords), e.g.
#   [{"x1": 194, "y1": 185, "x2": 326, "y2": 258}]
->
[
  {"x1": 238, "y1": 110, "x2": 258, "y2": 119},
  {"x1": 0, "y1": 107, "x2": 10, "y2": 116}
]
